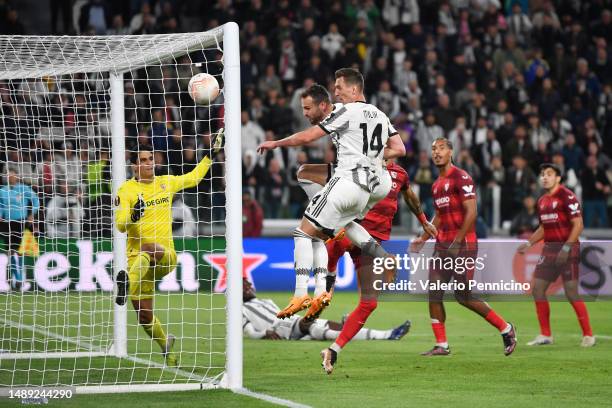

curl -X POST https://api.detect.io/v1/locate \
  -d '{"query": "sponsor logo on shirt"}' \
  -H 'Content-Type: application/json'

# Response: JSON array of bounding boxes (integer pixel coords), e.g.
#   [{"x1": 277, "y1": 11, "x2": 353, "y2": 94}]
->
[
  {"x1": 541, "y1": 213, "x2": 559, "y2": 221},
  {"x1": 435, "y1": 196, "x2": 450, "y2": 207},
  {"x1": 145, "y1": 196, "x2": 170, "y2": 207}
]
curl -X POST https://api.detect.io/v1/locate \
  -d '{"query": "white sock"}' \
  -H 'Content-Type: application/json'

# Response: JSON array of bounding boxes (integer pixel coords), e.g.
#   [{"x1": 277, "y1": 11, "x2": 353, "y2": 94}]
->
[
  {"x1": 293, "y1": 228, "x2": 313, "y2": 297},
  {"x1": 436, "y1": 342, "x2": 449, "y2": 348},
  {"x1": 298, "y1": 178, "x2": 322, "y2": 200},
  {"x1": 330, "y1": 342, "x2": 342, "y2": 353},
  {"x1": 501, "y1": 323, "x2": 512, "y2": 334},
  {"x1": 344, "y1": 221, "x2": 388, "y2": 258},
  {"x1": 352, "y1": 328, "x2": 392, "y2": 340},
  {"x1": 312, "y1": 239, "x2": 328, "y2": 296}
]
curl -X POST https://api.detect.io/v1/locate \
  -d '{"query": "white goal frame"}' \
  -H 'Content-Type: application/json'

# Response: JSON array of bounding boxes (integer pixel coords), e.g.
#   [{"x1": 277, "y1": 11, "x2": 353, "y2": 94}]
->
[{"x1": 0, "y1": 22, "x2": 243, "y2": 392}]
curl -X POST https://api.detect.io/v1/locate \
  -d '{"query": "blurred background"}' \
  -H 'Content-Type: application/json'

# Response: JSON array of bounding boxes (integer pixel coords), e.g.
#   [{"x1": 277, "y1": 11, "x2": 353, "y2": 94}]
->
[{"x1": 0, "y1": 0, "x2": 610, "y2": 239}]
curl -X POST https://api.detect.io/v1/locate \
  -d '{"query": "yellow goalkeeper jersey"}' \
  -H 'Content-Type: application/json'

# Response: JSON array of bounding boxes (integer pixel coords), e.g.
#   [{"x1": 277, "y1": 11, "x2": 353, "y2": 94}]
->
[{"x1": 115, "y1": 157, "x2": 211, "y2": 255}]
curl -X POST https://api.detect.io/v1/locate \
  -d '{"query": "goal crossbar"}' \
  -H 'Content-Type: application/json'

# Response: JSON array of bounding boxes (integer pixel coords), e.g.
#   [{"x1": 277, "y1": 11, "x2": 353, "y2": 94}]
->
[{"x1": 0, "y1": 29, "x2": 223, "y2": 79}]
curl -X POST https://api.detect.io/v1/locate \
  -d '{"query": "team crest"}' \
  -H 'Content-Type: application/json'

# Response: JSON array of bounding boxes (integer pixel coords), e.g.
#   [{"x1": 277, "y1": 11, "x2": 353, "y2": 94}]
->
[
  {"x1": 114, "y1": 196, "x2": 120, "y2": 206},
  {"x1": 161, "y1": 183, "x2": 166, "y2": 191},
  {"x1": 552, "y1": 201, "x2": 558, "y2": 209},
  {"x1": 444, "y1": 182, "x2": 449, "y2": 192},
  {"x1": 434, "y1": 188, "x2": 438, "y2": 194}
]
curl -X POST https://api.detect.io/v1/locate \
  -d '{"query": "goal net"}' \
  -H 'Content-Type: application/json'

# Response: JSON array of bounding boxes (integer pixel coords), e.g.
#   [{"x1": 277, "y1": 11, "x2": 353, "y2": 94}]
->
[{"x1": 0, "y1": 23, "x2": 243, "y2": 393}]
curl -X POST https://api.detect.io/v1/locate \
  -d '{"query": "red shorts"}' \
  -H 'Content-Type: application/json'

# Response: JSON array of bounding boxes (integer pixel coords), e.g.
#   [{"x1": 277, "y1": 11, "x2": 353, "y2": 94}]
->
[
  {"x1": 326, "y1": 236, "x2": 363, "y2": 272},
  {"x1": 429, "y1": 242, "x2": 478, "y2": 283},
  {"x1": 533, "y1": 254, "x2": 580, "y2": 282}
]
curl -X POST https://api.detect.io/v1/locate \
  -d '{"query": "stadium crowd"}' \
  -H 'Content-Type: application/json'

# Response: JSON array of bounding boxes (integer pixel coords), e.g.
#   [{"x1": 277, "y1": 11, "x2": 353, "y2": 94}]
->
[{"x1": 0, "y1": 0, "x2": 610, "y2": 239}]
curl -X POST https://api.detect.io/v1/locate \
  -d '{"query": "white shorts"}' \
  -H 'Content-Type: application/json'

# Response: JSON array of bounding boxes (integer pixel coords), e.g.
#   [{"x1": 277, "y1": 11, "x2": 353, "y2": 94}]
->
[
  {"x1": 304, "y1": 172, "x2": 391, "y2": 234},
  {"x1": 271, "y1": 316, "x2": 302, "y2": 340}
]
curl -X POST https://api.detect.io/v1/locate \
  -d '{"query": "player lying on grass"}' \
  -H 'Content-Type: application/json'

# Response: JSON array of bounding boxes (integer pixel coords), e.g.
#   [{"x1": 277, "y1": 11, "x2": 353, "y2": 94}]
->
[
  {"x1": 517, "y1": 163, "x2": 595, "y2": 347},
  {"x1": 114, "y1": 131, "x2": 223, "y2": 366},
  {"x1": 410, "y1": 138, "x2": 517, "y2": 357},
  {"x1": 295, "y1": 85, "x2": 437, "y2": 323},
  {"x1": 242, "y1": 278, "x2": 410, "y2": 341}
]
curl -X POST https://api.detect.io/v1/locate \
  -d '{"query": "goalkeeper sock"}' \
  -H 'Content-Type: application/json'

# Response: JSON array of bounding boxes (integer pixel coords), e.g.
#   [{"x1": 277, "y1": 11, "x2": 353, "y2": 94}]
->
[
  {"x1": 312, "y1": 239, "x2": 328, "y2": 296},
  {"x1": 298, "y1": 178, "x2": 322, "y2": 200},
  {"x1": 293, "y1": 228, "x2": 313, "y2": 297},
  {"x1": 143, "y1": 315, "x2": 168, "y2": 351},
  {"x1": 535, "y1": 300, "x2": 552, "y2": 337},
  {"x1": 571, "y1": 301, "x2": 593, "y2": 337},
  {"x1": 431, "y1": 319, "x2": 448, "y2": 348},
  {"x1": 333, "y1": 298, "x2": 378, "y2": 350}
]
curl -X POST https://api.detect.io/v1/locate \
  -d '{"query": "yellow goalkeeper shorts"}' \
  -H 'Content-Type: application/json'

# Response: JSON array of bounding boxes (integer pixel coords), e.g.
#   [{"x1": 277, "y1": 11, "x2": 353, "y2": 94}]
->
[{"x1": 128, "y1": 246, "x2": 177, "y2": 301}]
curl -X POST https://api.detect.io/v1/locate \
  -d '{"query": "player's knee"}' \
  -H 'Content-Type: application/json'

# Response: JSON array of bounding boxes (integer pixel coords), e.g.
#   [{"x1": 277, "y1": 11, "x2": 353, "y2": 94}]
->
[{"x1": 138, "y1": 309, "x2": 153, "y2": 325}]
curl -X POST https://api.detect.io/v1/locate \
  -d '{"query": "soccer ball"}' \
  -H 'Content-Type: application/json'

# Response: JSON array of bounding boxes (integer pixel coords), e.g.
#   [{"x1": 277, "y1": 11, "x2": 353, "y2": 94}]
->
[{"x1": 188, "y1": 73, "x2": 220, "y2": 105}]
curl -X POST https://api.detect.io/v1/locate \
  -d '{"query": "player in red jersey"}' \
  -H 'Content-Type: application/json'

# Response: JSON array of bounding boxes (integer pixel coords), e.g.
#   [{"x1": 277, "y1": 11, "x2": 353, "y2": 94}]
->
[
  {"x1": 517, "y1": 163, "x2": 595, "y2": 347},
  {"x1": 320, "y1": 159, "x2": 436, "y2": 374},
  {"x1": 411, "y1": 137, "x2": 517, "y2": 356}
]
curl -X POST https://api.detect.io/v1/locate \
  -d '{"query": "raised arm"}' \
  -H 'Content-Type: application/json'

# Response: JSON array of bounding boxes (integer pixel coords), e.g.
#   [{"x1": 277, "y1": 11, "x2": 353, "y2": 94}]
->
[
  {"x1": 171, "y1": 156, "x2": 212, "y2": 192},
  {"x1": 256, "y1": 126, "x2": 327, "y2": 154}
]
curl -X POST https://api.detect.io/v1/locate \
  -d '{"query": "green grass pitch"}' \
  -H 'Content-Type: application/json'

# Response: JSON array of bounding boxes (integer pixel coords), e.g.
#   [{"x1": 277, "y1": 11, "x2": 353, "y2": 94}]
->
[{"x1": 1, "y1": 292, "x2": 611, "y2": 407}]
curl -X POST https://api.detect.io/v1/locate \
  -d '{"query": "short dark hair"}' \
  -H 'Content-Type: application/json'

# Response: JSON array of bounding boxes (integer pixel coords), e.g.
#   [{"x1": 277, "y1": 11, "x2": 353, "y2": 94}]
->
[
  {"x1": 300, "y1": 84, "x2": 331, "y2": 105},
  {"x1": 539, "y1": 163, "x2": 562, "y2": 177},
  {"x1": 433, "y1": 137, "x2": 453, "y2": 150},
  {"x1": 130, "y1": 145, "x2": 154, "y2": 164},
  {"x1": 335, "y1": 68, "x2": 364, "y2": 91}
]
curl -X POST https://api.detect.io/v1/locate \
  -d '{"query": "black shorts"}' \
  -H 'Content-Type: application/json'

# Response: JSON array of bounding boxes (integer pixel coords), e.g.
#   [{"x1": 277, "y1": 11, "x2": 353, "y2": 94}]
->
[{"x1": 0, "y1": 220, "x2": 25, "y2": 252}]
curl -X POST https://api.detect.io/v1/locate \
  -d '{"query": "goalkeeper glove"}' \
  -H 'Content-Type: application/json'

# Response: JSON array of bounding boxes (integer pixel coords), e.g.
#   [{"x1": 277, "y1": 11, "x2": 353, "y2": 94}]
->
[
  {"x1": 210, "y1": 127, "x2": 224, "y2": 159},
  {"x1": 131, "y1": 195, "x2": 145, "y2": 223}
]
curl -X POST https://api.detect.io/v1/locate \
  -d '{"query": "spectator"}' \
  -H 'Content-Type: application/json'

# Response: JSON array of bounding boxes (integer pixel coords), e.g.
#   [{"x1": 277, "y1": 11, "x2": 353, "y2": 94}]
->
[
  {"x1": 321, "y1": 23, "x2": 345, "y2": 61},
  {"x1": 78, "y1": 0, "x2": 109, "y2": 35},
  {"x1": 510, "y1": 196, "x2": 539, "y2": 238},
  {"x1": 107, "y1": 14, "x2": 129, "y2": 35},
  {"x1": 149, "y1": 109, "x2": 170, "y2": 152},
  {"x1": 507, "y1": 2, "x2": 532, "y2": 46},
  {"x1": 561, "y1": 133, "x2": 584, "y2": 174},
  {"x1": 241, "y1": 110, "x2": 265, "y2": 160},
  {"x1": 257, "y1": 64, "x2": 283, "y2": 97},
  {"x1": 580, "y1": 155, "x2": 610, "y2": 228},
  {"x1": 503, "y1": 125, "x2": 534, "y2": 165},
  {"x1": 1, "y1": 8, "x2": 25, "y2": 35},
  {"x1": 527, "y1": 114, "x2": 553, "y2": 150},
  {"x1": 243, "y1": 191, "x2": 264, "y2": 237},
  {"x1": 433, "y1": 93, "x2": 459, "y2": 133},
  {"x1": 262, "y1": 158, "x2": 286, "y2": 219},
  {"x1": 45, "y1": 183, "x2": 84, "y2": 238},
  {"x1": 416, "y1": 111, "x2": 444, "y2": 152},
  {"x1": 410, "y1": 151, "x2": 437, "y2": 219},
  {"x1": 503, "y1": 154, "x2": 537, "y2": 221},
  {"x1": 448, "y1": 116, "x2": 472, "y2": 158},
  {"x1": 493, "y1": 33, "x2": 526, "y2": 77},
  {"x1": 371, "y1": 80, "x2": 400, "y2": 119}
]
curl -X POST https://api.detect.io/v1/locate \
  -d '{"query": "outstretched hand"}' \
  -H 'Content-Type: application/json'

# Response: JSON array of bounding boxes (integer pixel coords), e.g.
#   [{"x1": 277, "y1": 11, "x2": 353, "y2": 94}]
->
[{"x1": 256, "y1": 140, "x2": 277, "y2": 155}]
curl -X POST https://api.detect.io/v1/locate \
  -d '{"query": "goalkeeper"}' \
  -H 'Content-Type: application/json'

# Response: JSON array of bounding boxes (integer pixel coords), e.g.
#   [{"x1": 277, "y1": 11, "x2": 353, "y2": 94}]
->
[{"x1": 114, "y1": 131, "x2": 223, "y2": 366}]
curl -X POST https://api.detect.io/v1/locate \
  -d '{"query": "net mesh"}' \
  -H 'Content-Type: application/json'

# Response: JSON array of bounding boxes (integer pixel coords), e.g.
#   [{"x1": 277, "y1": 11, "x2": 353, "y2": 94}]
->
[{"x1": 0, "y1": 30, "x2": 229, "y2": 389}]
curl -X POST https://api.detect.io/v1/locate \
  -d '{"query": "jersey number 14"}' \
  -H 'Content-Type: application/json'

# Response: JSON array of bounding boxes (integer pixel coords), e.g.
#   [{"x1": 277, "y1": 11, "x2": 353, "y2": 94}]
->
[{"x1": 360, "y1": 123, "x2": 384, "y2": 156}]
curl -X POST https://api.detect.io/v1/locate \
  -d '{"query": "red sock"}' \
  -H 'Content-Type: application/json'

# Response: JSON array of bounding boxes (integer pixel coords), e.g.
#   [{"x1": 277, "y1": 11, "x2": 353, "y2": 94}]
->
[
  {"x1": 535, "y1": 300, "x2": 551, "y2": 337},
  {"x1": 335, "y1": 299, "x2": 377, "y2": 348},
  {"x1": 571, "y1": 301, "x2": 593, "y2": 337},
  {"x1": 485, "y1": 310, "x2": 508, "y2": 332},
  {"x1": 431, "y1": 320, "x2": 447, "y2": 344}
]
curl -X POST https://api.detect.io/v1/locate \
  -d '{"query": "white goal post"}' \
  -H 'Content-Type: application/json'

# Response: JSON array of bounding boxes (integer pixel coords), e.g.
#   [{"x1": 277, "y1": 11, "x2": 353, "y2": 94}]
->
[{"x1": 0, "y1": 22, "x2": 242, "y2": 392}]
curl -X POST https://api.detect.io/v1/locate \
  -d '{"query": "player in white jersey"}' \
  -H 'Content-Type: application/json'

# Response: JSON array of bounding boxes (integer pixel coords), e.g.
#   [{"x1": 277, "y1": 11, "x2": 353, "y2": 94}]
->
[
  {"x1": 257, "y1": 68, "x2": 405, "y2": 320},
  {"x1": 242, "y1": 279, "x2": 410, "y2": 341}
]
